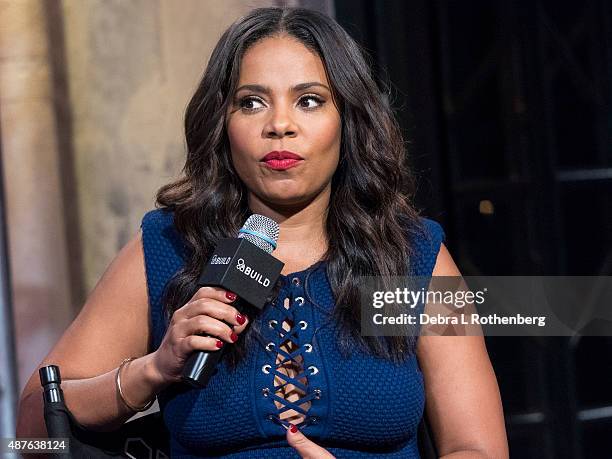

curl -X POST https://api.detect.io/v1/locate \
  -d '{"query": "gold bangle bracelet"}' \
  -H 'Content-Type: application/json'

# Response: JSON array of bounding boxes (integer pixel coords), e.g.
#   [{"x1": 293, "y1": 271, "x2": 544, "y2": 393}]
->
[{"x1": 116, "y1": 357, "x2": 155, "y2": 412}]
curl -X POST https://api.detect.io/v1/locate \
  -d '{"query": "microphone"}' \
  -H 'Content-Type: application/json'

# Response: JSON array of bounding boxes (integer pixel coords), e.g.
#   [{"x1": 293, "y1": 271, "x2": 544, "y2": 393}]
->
[{"x1": 181, "y1": 214, "x2": 284, "y2": 388}]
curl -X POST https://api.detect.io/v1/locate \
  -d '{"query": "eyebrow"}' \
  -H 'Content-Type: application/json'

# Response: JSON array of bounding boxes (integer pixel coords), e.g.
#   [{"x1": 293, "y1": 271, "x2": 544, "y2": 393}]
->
[{"x1": 234, "y1": 82, "x2": 330, "y2": 95}]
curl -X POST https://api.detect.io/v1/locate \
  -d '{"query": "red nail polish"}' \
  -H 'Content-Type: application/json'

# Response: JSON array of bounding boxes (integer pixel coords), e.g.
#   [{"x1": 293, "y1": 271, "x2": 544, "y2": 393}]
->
[
  {"x1": 225, "y1": 291, "x2": 237, "y2": 301},
  {"x1": 290, "y1": 424, "x2": 298, "y2": 433},
  {"x1": 215, "y1": 340, "x2": 224, "y2": 348},
  {"x1": 230, "y1": 332, "x2": 239, "y2": 342},
  {"x1": 236, "y1": 313, "x2": 246, "y2": 325}
]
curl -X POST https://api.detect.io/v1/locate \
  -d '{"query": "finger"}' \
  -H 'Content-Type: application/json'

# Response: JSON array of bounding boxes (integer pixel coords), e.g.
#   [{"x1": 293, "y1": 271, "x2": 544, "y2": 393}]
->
[
  {"x1": 180, "y1": 298, "x2": 249, "y2": 332},
  {"x1": 286, "y1": 425, "x2": 336, "y2": 459},
  {"x1": 188, "y1": 286, "x2": 239, "y2": 305},
  {"x1": 175, "y1": 286, "x2": 242, "y2": 323},
  {"x1": 178, "y1": 335, "x2": 225, "y2": 355},
  {"x1": 180, "y1": 315, "x2": 238, "y2": 344}
]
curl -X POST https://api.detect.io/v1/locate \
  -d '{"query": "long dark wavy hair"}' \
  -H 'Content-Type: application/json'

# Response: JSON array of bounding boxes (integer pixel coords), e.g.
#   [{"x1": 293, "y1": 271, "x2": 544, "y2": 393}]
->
[{"x1": 155, "y1": 6, "x2": 425, "y2": 367}]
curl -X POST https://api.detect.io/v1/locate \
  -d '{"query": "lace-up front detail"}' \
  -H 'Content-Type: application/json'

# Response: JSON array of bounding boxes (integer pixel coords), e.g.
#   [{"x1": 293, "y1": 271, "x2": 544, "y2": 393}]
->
[{"x1": 259, "y1": 264, "x2": 325, "y2": 432}]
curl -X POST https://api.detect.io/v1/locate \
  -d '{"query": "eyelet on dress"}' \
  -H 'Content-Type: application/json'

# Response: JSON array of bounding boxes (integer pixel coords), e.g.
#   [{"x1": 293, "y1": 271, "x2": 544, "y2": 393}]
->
[
  {"x1": 303, "y1": 344, "x2": 313, "y2": 353},
  {"x1": 265, "y1": 342, "x2": 275, "y2": 351},
  {"x1": 298, "y1": 320, "x2": 308, "y2": 330},
  {"x1": 262, "y1": 387, "x2": 270, "y2": 397},
  {"x1": 268, "y1": 319, "x2": 278, "y2": 329},
  {"x1": 295, "y1": 296, "x2": 305, "y2": 305},
  {"x1": 262, "y1": 364, "x2": 271, "y2": 374},
  {"x1": 291, "y1": 277, "x2": 300, "y2": 286},
  {"x1": 307, "y1": 365, "x2": 319, "y2": 375},
  {"x1": 310, "y1": 416, "x2": 319, "y2": 424},
  {"x1": 313, "y1": 388, "x2": 322, "y2": 399}
]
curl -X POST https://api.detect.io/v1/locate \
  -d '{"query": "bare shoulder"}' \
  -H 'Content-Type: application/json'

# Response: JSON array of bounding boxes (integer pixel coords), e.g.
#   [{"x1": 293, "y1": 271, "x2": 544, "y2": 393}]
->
[
  {"x1": 431, "y1": 242, "x2": 461, "y2": 276},
  {"x1": 417, "y1": 243, "x2": 509, "y2": 457},
  {"x1": 20, "y1": 230, "x2": 150, "y2": 397}
]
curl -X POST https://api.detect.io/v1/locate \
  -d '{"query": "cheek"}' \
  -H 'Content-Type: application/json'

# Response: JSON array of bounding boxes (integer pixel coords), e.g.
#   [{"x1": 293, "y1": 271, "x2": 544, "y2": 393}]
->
[
  {"x1": 313, "y1": 117, "x2": 341, "y2": 170},
  {"x1": 226, "y1": 120, "x2": 258, "y2": 174},
  {"x1": 227, "y1": 120, "x2": 253, "y2": 156}
]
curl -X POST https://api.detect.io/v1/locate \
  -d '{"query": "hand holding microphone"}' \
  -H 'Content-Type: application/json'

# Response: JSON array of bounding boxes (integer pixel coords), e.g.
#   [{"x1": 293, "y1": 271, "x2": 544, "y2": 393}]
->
[
  {"x1": 151, "y1": 214, "x2": 284, "y2": 389},
  {"x1": 149, "y1": 286, "x2": 249, "y2": 386}
]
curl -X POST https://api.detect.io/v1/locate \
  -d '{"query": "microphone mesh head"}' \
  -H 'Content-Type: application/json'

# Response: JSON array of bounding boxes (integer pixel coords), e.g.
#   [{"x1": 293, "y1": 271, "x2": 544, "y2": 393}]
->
[{"x1": 238, "y1": 214, "x2": 280, "y2": 254}]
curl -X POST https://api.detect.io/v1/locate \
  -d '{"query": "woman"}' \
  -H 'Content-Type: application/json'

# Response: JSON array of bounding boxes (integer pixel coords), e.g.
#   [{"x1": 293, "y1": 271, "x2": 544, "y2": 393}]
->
[{"x1": 17, "y1": 7, "x2": 508, "y2": 458}]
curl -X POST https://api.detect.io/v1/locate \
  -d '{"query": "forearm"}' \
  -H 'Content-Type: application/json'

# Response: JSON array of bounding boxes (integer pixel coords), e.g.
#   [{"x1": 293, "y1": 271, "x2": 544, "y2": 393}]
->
[{"x1": 16, "y1": 353, "x2": 169, "y2": 437}]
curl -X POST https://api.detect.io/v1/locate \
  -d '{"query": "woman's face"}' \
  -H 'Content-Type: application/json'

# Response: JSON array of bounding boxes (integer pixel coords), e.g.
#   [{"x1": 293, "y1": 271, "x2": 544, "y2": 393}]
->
[{"x1": 225, "y1": 34, "x2": 341, "y2": 209}]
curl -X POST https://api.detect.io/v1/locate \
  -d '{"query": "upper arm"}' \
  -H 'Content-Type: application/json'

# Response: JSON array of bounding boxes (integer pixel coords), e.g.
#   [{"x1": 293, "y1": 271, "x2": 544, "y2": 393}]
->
[
  {"x1": 416, "y1": 243, "x2": 509, "y2": 458},
  {"x1": 20, "y1": 230, "x2": 151, "y2": 398}
]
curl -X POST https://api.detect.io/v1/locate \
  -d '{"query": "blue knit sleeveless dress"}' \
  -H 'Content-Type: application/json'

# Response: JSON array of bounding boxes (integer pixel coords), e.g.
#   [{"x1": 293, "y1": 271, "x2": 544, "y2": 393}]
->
[{"x1": 141, "y1": 208, "x2": 445, "y2": 458}]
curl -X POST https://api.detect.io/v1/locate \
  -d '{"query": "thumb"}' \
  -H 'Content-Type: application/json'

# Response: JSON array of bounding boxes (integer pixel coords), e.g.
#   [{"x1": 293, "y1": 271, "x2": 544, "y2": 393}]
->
[{"x1": 286, "y1": 424, "x2": 335, "y2": 459}]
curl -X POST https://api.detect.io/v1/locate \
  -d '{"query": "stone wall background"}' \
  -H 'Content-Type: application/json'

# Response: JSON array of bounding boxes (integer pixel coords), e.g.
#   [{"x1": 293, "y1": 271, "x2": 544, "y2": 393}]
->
[
  {"x1": 62, "y1": 0, "x2": 281, "y2": 296},
  {"x1": 0, "y1": 0, "x2": 338, "y2": 393}
]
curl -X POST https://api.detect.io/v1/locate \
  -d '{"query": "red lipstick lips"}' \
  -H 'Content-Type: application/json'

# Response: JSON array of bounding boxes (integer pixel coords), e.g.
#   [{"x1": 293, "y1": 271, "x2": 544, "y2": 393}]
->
[{"x1": 261, "y1": 150, "x2": 304, "y2": 171}]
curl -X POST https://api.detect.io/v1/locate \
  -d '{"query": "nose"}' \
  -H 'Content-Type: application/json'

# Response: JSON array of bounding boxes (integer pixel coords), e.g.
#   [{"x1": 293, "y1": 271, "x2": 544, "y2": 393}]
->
[{"x1": 263, "y1": 106, "x2": 298, "y2": 139}]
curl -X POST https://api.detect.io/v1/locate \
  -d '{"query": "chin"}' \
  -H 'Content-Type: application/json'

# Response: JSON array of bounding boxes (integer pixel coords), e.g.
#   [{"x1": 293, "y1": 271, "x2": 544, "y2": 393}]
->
[
  {"x1": 259, "y1": 189, "x2": 312, "y2": 208},
  {"x1": 268, "y1": 194, "x2": 309, "y2": 207}
]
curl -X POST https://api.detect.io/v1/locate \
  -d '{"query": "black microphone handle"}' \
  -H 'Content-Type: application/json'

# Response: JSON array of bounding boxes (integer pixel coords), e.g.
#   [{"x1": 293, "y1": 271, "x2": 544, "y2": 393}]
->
[{"x1": 181, "y1": 297, "x2": 250, "y2": 388}]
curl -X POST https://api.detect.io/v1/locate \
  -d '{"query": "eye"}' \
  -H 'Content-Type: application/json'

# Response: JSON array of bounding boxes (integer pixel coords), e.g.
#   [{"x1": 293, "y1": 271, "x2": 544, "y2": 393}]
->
[
  {"x1": 237, "y1": 94, "x2": 325, "y2": 113},
  {"x1": 299, "y1": 95, "x2": 325, "y2": 109},
  {"x1": 239, "y1": 96, "x2": 265, "y2": 112}
]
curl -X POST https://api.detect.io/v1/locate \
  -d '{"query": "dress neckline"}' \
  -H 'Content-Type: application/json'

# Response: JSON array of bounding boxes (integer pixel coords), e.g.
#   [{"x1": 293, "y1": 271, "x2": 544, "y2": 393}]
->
[{"x1": 278, "y1": 259, "x2": 326, "y2": 279}]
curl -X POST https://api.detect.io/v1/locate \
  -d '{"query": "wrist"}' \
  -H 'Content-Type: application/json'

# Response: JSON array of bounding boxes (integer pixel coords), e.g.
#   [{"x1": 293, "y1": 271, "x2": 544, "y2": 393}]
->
[
  {"x1": 142, "y1": 353, "x2": 171, "y2": 393},
  {"x1": 116, "y1": 358, "x2": 155, "y2": 412}
]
